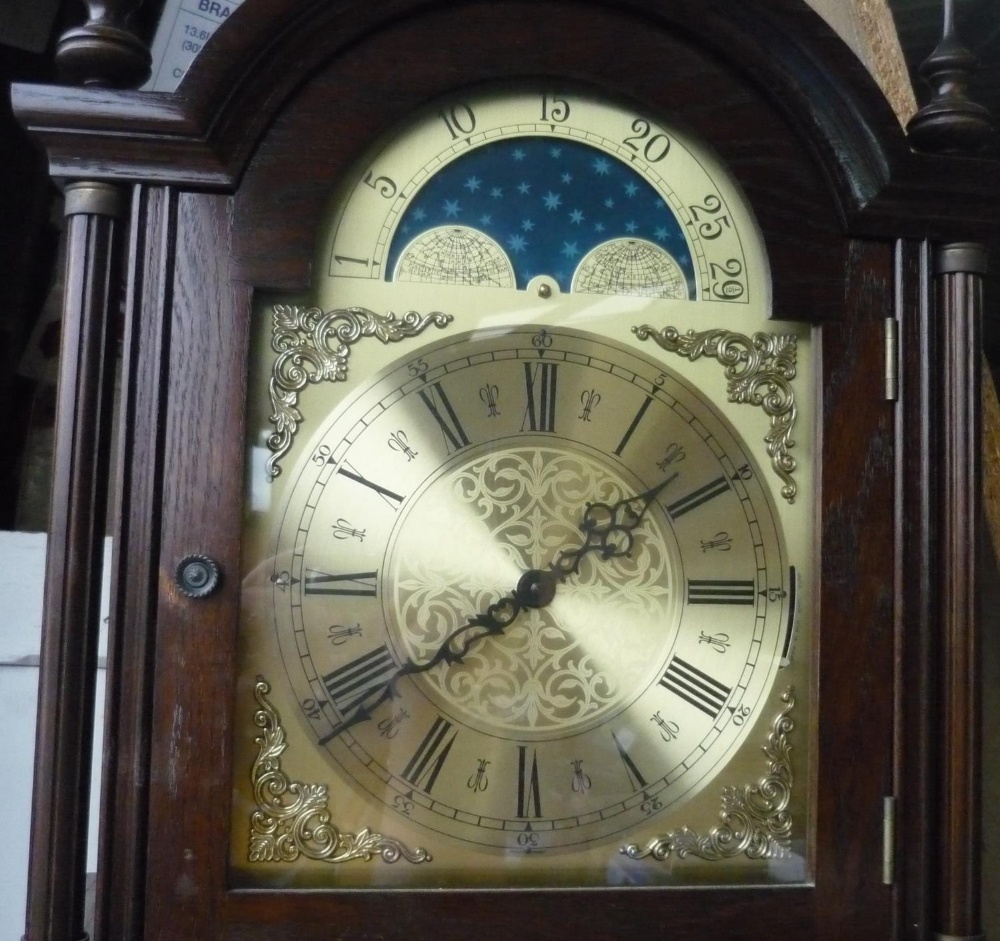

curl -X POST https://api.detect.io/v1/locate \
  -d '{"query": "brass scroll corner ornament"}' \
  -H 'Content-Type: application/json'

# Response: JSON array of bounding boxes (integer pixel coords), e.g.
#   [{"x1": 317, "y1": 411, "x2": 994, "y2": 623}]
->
[
  {"x1": 248, "y1": 677, "x2": 432, "y2": 866},
  {"x1": 266, "y1": 305, "x2": 453, "y2": 480},
  {"x1": 633, "y1": 325, "x2": 798, "y2": 503},
  {"x1": 620, "y1": 687, "x2": 795, "y2": 862}
]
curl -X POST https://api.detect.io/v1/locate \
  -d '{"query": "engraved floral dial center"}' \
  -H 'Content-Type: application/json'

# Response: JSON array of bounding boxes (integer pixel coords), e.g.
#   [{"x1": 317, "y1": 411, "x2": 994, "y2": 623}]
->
[{"x1": 384, "y1": 444, "x2": 682, "y2": 739}]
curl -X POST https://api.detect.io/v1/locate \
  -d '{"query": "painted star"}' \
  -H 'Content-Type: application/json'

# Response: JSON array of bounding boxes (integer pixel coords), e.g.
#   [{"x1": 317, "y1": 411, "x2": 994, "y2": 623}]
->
[
  {"x1": 413, "y1": 207, "x2": 427, "y2": 221},
  {"x1": 543, "y1": 191, "x2": 562, "y2": 210},
  {"x1": 569, "y1": 209, "x2": 585, "y2": 225},
  {"x1": 507, "y1": 234, "x2": 528, "y2": 253},
  {"x1": 443, "y1": 199, "x2": 461, "y2": 218},
  {"x1": 522, "y1": 218, "x2": 535, "y2": 232},
  {"x1": 561, "y1": 241, "x2": 580, "y2": 258},
  {"x1": 549, "y1": 146, "x2": 562, "y2": 158},
  {"x1": 561, "y1": 172, "x2": 573, "y2": 184},
  {"x1": 625, "y1": 221, "x2": 638, "y2": 233},
  {"x1": 654, "y1": 226, "x2": 669, "y2": 241},
  {"x1": 513, "y1": 148, "x2": 526, "y2": 161},
  {"x1": 592, "y1": 158, "x2": 611, "y2": 176},
  {"x1": 517, "y1": 182, "x2": 531, "y2": 195},
  {"x1": 624, "y1": 181, "x2": 639, "y2": 197},
  {"x1": 604, "y1": 197, "x2": 615, "y2": 209},
  {"x1": 464, "y1": 176, "x2": 482, "y2": 192},
  {"x1": 479, "y1": 214, "x2": 493, "y2": 225},
  {"x1": 594, "y1": 222, "x2": 605, "y2": 233},
  {"x1": 490, "y1": 187, "x2": 504, "y2": 199}
]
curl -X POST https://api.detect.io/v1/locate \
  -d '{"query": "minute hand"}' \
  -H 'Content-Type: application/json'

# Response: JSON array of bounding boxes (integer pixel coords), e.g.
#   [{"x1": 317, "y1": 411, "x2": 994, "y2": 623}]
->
[{"x1": 549, "y1": 472, "x2": 678, "y2": 582}]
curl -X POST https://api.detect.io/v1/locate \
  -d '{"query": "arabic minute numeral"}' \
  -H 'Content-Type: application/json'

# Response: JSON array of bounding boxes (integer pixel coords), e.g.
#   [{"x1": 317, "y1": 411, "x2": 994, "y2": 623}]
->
[
  {"x1": 688, "y1": 194, "x2": 731, "y2": 240},
  {"x1": 407, "y1": 357, "x2": 429, "y2": 378},
  {"x1": 540, "y1": 92, "x2": 570, "y2": 123},
  {"x1": 709, "y1": 258, "x2": 745, "y2": 299},
  {"x1": 393, "y1": 794, "x2": 414, "y2": 816},
  {"x1": 439, "y1": 103, "x2": 476, "y2": 140},
  {"x1": 622, "y1": 118, "x2": 671, "y2": 162},
  {"x1": 641, "y1": 794, "x2": 664, "y2": 816},
  {"x1": 362, "y1": 170, "x2": 397, "y2": 198},
  {"x1": 311, "y1": 444, "x2": 332, "y2": 466},
  {"x1": 301, "y1": 698, "x2": 323, "y2": 720},
  {"x1": 731, "y1": 705, "x2": 753, "y2": 726}
]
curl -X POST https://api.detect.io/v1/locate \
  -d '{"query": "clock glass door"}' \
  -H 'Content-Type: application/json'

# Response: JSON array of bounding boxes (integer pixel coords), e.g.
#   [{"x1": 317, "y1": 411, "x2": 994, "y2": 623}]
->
[{"x1": 232, "y1": 82, "x2": 814, "y2": 890}]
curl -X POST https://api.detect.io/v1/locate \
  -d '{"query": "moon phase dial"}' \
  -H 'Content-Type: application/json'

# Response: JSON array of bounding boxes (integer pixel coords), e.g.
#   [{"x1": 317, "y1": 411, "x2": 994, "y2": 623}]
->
[{"x1": 271, "y1": 327, "x2": 789, "y2": 851}]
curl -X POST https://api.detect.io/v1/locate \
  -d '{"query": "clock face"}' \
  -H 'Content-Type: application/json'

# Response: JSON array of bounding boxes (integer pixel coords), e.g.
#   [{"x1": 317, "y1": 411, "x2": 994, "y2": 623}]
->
[
  {"x1": 269, "y1": 326, "x2": 788, "y2": 852},
  {"x1": 234, "y1": 82, "x2": 813, "y2": 889}
]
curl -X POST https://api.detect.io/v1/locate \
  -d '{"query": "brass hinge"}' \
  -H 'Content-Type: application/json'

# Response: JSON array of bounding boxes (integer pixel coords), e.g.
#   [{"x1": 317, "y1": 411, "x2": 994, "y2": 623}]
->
[
  {"x1": 884, "y1": 317, "x2": 899, "y2": 402},
  {"x1": 882, "y1": 795, "x2": 896, "y2": 885}
]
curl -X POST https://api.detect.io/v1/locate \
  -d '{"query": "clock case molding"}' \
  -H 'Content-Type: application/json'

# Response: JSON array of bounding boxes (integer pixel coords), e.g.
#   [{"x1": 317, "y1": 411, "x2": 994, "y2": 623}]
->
[{"x1": 11, "y1": 1, "x2": 995, "y2": 939}]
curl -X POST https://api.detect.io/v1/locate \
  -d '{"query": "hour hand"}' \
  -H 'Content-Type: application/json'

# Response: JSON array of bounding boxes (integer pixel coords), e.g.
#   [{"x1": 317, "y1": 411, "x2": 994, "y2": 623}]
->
[
  {"x1": 319, "y1": 583, "x2": 533, "y2": 742},
  {"x1": 550, "y1": 472, "x2": 678, "y2": 580}
]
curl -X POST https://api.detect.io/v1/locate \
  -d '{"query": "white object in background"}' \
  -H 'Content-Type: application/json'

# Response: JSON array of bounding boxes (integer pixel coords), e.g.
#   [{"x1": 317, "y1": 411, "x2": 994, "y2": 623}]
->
[
  {"x1": 2, "y1": 532, "x2": 111, "y2": 941},
  {"x1": 143, "y1": 0, "x2": 246, "y2": 92}
]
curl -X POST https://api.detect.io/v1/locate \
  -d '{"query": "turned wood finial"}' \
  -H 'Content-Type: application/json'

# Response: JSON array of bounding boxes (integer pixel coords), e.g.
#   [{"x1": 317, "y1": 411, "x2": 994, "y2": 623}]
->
[
  {"x1": 56, "y1": 0, "x2": 152, "y2": 88},
  {"x1": 906, "y1": 0, "x2": 995, "y2": 154}
]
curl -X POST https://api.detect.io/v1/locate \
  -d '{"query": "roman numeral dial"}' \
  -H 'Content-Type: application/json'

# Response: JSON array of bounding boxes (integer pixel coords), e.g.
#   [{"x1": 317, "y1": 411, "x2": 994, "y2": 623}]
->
[{"x1": 267, "y1": 325, "x2": 793, "y2": 852}]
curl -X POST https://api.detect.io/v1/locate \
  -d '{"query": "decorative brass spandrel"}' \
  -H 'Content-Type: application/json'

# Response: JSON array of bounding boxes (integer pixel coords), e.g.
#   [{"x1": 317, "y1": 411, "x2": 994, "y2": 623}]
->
[
  {"x1": 633, "y1": 325, "x2": 798, "y2": 503},
  {"x1": 248, "y1": 677, "x2": 432, "y2": 866},
  {"x1": 620, "y1": 687, "x2": 795, "y2": 862},
  {"x1": 266, "y1": 305, "x2": 453, "y2": 480}
]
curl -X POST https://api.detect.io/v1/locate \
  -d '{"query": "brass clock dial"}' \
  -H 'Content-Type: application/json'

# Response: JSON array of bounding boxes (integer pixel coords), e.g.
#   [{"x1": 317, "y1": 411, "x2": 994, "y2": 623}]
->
[
  {"x1": 235, "y1": 81, "x2": 813, "y2": 890},
  {"x1": 268, "y1": 327, "x2": 789, "y2": 853}
]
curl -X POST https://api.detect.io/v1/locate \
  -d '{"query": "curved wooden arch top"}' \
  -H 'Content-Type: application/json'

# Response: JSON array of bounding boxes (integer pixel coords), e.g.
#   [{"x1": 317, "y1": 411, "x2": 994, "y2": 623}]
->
[{"x1": 11, "y1": 0, "x2": 998, "y2": 240}]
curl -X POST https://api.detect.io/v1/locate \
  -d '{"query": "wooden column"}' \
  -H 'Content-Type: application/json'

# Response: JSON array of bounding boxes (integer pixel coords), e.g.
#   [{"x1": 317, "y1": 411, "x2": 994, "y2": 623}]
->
[
  {"x1": 23, "y1": 4, "x2": 150, "y2": 939},
  {"x1": 904, "y1": 2, "x2": 993, "y2": 935},
  {"x1": 934, "y1": 242, "x2": 986, "y2": 941},
  {"x1": 25, "y1": 182, "x2": 127, "y2": 941}
]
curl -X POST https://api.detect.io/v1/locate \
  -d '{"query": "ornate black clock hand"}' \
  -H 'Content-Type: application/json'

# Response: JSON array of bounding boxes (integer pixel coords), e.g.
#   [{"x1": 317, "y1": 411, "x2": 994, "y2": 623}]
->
[
  {"x1": 319, "y1": 573, "x2": 545, "y2": 742},
  {"x1": 320, "y1": 473, "x2": 677, "y2": 743},
  {"x1": 549, "y1": 471, "x2": 679, "y2": 581}
]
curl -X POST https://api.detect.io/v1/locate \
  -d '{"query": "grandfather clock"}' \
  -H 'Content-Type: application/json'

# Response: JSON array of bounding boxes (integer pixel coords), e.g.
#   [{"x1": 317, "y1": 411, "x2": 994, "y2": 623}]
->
[{"x1": 13, "y1": 1, "x2": 997, "y2": 939}]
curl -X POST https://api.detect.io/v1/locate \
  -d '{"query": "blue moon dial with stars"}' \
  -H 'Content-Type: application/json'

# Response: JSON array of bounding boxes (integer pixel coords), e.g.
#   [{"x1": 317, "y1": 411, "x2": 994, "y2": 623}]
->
[{"x1": 385, "y1": 136, "x2": 694, "y2": 297}]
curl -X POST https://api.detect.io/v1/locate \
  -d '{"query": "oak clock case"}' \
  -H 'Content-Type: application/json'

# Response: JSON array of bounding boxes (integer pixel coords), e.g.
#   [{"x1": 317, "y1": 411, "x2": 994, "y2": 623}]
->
[{"x1": 234, "y1": 85, "x2": 813, "y2": 890}]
